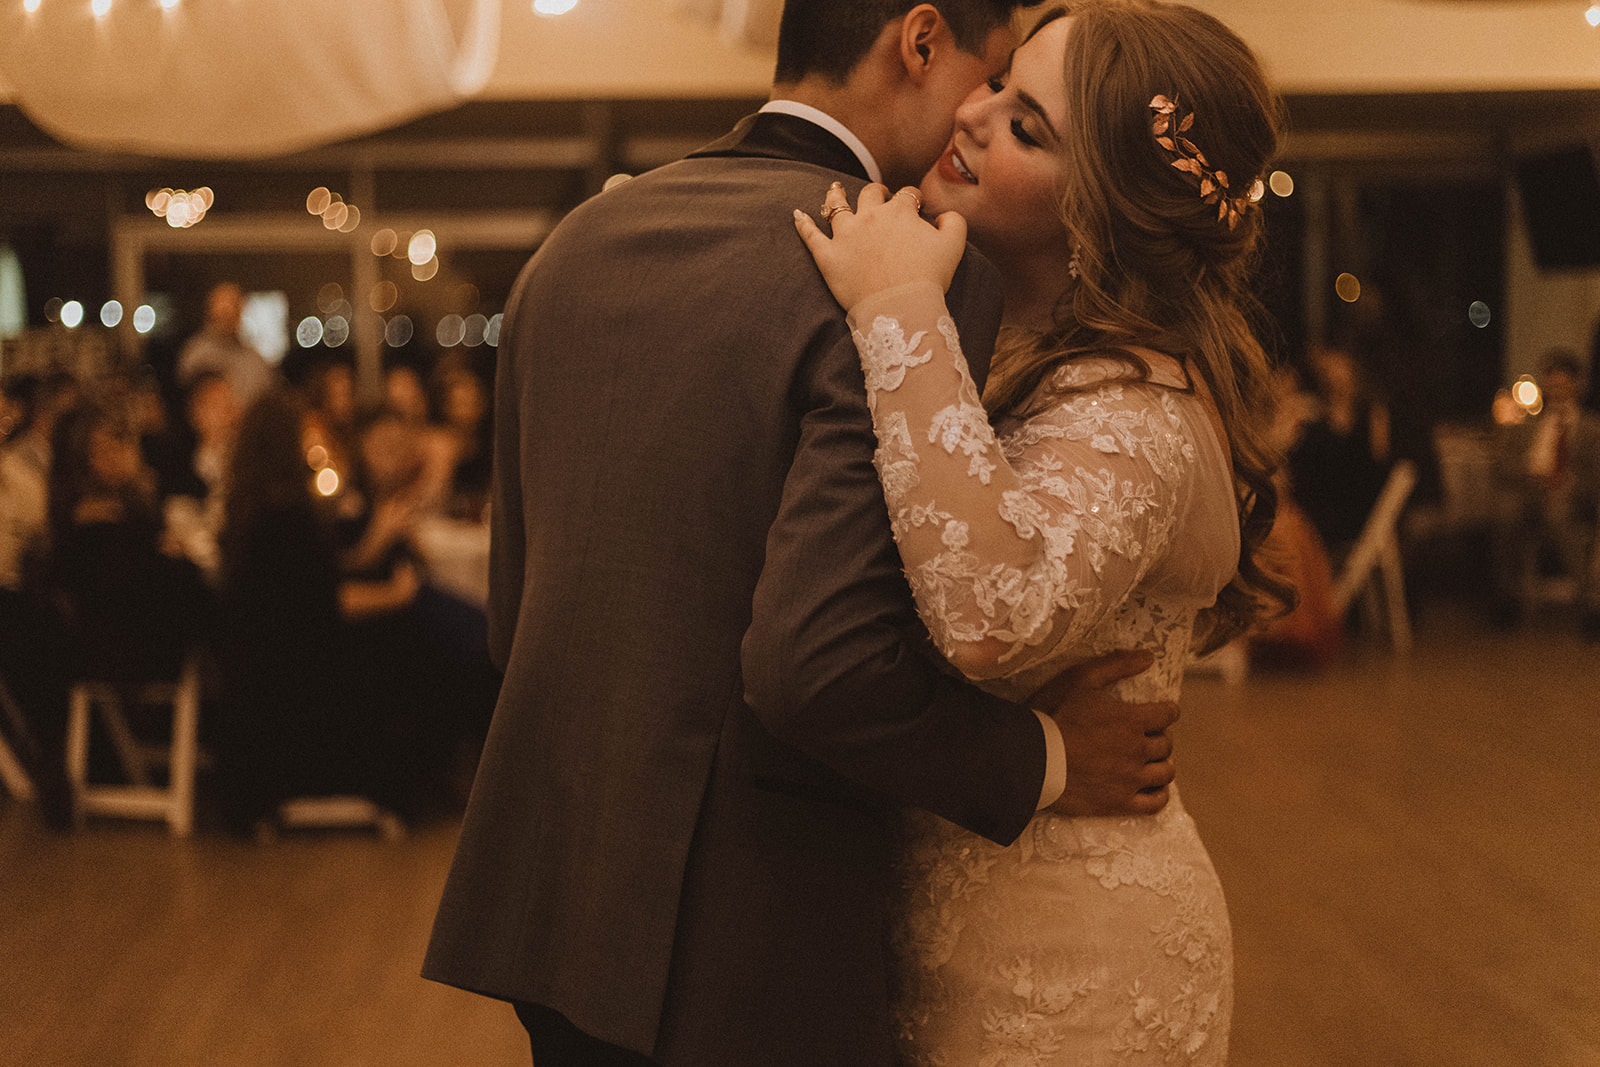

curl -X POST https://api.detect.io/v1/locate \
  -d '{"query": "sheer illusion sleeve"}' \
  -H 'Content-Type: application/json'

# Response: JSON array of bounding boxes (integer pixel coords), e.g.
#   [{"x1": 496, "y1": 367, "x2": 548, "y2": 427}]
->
[{"x1": 847, "y1": 281, "x2": 1202, "y2": 681}]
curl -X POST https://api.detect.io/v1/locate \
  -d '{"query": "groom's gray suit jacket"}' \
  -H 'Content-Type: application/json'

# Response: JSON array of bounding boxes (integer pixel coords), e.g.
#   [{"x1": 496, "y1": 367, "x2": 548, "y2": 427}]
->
[{"x1": 423, "y1": 113, "x2": 1046, "y2": 1065}]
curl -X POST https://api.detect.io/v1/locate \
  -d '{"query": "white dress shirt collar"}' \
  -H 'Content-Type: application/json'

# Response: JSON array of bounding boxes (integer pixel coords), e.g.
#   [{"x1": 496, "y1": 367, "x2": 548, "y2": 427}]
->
[{"x1": 759, "y1": 99, "x2": 883, "y2": 185}]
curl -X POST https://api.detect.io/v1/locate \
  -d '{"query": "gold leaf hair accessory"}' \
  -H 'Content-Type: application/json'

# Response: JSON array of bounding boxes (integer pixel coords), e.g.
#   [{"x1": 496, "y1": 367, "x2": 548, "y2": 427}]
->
[{"x1": 1149, "y1": 94, "x2": 1261, "y2": 230}]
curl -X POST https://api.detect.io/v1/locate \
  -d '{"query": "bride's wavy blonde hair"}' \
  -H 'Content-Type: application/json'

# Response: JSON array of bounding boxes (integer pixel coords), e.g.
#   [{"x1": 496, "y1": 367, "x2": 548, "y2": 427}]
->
[{"x1": 983, "y1": 0, "x2": 1296, "y2": 651}]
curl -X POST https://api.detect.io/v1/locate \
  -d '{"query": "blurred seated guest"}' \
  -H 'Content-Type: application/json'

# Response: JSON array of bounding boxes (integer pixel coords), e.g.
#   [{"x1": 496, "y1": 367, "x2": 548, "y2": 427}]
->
[
  {"x1": 214, "y1": 391, "x2": 413, "y2": 834},
  {"x1": 1287, "y1": 343, "x2": 1392, "y2": 553},
  {"x1": 176, "y1": 282, "x2": 276, "y2": 408},
  {"x1": 435, "y1": 364, "x2": 492, "y2": 520},
  {"x1": 383, "y1": 359, "x2": 456, "y2": 509},
  {"x1": 1491, "y1": 349, "x2": 1600, "y2": 634},
  {"x1": 1, "y1": 372, "x2": 78, "y2": 597},
  {"x1": 46, "y1": 396, "x2": 211, "y2": 687},
  {"x1": 301, "y1": 356, "x2": 358, "y2": 495},
  {"x1": 161, "y1": 371, "x2": 241, "y2": 580},
  {"x1": 0, "y1": 372, "x2": 79, "y2": 826}
]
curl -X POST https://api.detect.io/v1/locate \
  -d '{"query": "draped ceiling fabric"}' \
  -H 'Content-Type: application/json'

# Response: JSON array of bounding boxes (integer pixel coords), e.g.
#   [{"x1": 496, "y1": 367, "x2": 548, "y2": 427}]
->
[{"x1": 0, "y1": 0, "x2": 499, "y2": 159}]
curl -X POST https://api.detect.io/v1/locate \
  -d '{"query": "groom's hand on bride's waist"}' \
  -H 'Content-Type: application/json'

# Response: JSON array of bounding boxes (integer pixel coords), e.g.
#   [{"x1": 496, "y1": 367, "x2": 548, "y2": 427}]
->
[{"x1": 1030, "y1": 650, "x2": 1178, "y2": 819}]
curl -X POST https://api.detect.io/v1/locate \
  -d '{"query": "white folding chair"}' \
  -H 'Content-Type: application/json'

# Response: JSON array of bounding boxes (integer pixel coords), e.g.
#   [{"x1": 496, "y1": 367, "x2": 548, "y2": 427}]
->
[
  {"x1": 65, "y1": 653, "x2": 201, "y2": 835},
  {"x1": 1331, "y1": 460, "x2": 1418, "y2": 652}
]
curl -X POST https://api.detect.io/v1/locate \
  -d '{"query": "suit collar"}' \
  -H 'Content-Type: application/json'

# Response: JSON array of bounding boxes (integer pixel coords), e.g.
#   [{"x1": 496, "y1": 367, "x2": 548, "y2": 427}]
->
[{"x1": 688, "y1": 111, "x2": 872, "y2": 181}]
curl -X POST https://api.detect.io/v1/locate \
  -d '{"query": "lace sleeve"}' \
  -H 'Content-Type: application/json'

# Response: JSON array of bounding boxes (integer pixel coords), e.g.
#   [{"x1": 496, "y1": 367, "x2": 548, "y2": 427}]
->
[{"x1": 847, "y1": 282, "x2": 1198, "y2": 680}]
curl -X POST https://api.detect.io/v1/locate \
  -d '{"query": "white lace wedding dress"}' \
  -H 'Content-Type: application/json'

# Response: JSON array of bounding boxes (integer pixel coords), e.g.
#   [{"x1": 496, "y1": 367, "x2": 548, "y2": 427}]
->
[{"x1": 846, "y1": 282, "x2": 1241, "y2": 1065}]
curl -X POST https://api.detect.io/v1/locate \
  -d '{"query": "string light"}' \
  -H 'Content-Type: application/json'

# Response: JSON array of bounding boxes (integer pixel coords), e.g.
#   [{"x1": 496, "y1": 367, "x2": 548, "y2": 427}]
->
[{"x1": 147, "y1": 187, "x2": 212, "y2": 228}]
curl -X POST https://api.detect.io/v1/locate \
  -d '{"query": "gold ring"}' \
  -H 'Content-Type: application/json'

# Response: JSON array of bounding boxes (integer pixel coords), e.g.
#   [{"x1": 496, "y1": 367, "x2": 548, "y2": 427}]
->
[
  {"x1": 820, "y1": 203, "x2": 850, "y2": 221},
  {"x1": 894, "y1": 188, "x2": 923, "y2": 212}
]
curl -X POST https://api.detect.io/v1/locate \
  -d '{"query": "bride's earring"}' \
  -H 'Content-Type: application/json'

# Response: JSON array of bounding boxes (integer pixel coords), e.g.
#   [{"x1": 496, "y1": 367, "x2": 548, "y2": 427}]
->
[{"x1": 1067, "y1": 247, "x2": 1080, "y2": 281}]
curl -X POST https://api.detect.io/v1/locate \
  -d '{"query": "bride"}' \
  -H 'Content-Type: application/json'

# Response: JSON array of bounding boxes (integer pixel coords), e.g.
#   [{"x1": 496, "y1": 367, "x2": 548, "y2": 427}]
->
[{"x1": 794, "y1": 1, "x2": 1291, "y2": 1061}]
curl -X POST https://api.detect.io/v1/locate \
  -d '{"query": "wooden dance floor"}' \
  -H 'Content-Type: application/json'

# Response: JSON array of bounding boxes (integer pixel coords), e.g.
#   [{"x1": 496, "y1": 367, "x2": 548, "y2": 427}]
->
[{"x1": 2, "y1": 603, "x2": 1596, "y2": 1066}]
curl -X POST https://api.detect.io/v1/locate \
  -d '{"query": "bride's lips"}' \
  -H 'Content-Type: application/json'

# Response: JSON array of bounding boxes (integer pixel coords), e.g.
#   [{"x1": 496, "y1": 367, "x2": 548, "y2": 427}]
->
[{"x1": 937, "y1": 144, "x2": 977, "y2": 186}]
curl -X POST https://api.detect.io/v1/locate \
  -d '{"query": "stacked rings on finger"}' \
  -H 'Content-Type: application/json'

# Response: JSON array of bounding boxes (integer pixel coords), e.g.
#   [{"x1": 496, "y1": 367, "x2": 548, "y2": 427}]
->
[
  {"x1": 894, "y1": 188, "x2": 923, "y2": 212},
  {"x1": 820, "y1": 203, "x2": 850, "y2": 221}
]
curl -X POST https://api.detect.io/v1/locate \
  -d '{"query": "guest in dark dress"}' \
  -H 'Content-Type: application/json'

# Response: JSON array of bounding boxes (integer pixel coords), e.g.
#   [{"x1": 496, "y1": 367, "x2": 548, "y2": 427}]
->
[
  {"x1": 1287, "y1": 343, "x2": 1393, "y2": 553},
  {"x1": 47, "y1": 397, "x2": 211, "y2": 689}
]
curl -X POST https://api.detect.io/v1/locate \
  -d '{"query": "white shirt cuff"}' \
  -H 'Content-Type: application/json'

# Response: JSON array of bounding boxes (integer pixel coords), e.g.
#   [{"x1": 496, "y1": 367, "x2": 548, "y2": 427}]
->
[{"x1": 1032, "y1": 710, "x2": 1067, "y2": 810}]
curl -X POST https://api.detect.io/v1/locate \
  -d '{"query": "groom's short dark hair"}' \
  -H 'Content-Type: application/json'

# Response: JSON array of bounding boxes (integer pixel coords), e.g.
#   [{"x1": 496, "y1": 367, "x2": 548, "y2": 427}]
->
[{"x1": 774, "y1": 0, "x2": 1034, "y2": 85}]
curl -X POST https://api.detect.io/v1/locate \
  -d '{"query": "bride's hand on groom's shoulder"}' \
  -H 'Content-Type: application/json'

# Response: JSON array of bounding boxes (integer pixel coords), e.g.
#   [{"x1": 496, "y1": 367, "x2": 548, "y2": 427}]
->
[
  {"x1": 793, "y1": 181, "x2": 966, "y2": 312},
  {"x1": 1031, "y1": 650, "x2": 1180, "y2": 819}
]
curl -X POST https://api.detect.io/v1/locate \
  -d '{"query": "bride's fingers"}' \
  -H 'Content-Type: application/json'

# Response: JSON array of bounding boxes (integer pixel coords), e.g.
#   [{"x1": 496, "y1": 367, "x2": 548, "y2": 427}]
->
[
  {"x1": 793, "y1": 209, "x2": 833, "y2": 257},
  {"x1": 857, "y1": 183, "x2": 890, "y2": 209},
  {"x1": 932, "y1": 210, "x2": 967, "y2": 247}
]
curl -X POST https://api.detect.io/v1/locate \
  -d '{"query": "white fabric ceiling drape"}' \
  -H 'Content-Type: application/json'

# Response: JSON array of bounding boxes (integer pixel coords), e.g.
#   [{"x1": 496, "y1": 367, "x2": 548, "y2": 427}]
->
[{"x1": 0, "y1": 0, "x2": 499, "y2": 159}]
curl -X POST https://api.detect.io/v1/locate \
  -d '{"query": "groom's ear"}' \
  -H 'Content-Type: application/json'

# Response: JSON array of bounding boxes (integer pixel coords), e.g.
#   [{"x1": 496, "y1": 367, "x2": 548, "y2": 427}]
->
[{"x1": 896, "y1": 4, "x2": 948, "y2": 83}]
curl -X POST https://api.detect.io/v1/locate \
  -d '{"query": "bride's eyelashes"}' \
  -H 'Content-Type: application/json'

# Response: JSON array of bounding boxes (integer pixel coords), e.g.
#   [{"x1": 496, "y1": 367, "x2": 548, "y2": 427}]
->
[{"x1": 983, "y1": 70, "x2": 1045, "y2": 149}]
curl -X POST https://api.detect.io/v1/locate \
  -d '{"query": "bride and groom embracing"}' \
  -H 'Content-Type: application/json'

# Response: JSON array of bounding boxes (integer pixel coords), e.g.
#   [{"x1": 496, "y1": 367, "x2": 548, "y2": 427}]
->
[{"x1": 424, "y1": 0, "x2": 1291, "y2": 1063}]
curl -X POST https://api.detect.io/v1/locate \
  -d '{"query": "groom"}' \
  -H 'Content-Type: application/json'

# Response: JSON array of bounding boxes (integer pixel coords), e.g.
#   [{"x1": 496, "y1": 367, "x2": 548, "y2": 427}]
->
[{"x1": 424, "y1": 2, "x2": 1179, "y2": 1063}]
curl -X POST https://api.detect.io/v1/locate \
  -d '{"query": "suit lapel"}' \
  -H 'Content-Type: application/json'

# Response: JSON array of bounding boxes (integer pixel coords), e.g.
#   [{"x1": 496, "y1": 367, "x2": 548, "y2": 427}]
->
[{"x1": 689, "y1": 112, "x2": 870, "y2": 180}]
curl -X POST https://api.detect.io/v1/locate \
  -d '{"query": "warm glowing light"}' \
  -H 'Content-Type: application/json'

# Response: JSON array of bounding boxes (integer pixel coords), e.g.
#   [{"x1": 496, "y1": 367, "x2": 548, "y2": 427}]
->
[
  {"x1": 464, "y1": 313, "x2": 489, "y2": 347},
  {"x1": 133, "y1": 304, "x2": 156, "y2": 334},
  {"x1": 1269, "y1": 170, "x2": 1294, "y2": 197},
  {"x1": 1587, "y1": 4, "x2": 1600, "y2": 27},
  {"x1": 23, "y1": 0, "x2": 42, "y2": 13},
  {"x1": 411, "y1": 257, "x2": 440, "y2": 282},
  {"x1": 60, "y1": 300, "x2": 84, "y2": 328},
  {"x1": 534, "y1": 0, "x2": 578, "y2": 14},
  {"x1": 437, "y1": 314, "x2": 466, "y2": 348},
  {"x1": 315, "y1": 467, "x2": 340, "y2": 496},
  {"x1": 486, "y1": 313, "x2": 503, "y2": 347},
  {"x1": 306, "y1": 444, "x2": 330, "y2": 469},
  {"x1": 1513, "y1": 377, "x2": 1541, "y2": 409},
  {"x1": 306, "y1": 187, "x2": 332, "y2": 215},
  {"x1": 91, "y1": 0, "x2": 112, "y2": 17},
  {"x1": 296, "y1": 316, "x2": 324, "y2": 347},
  {"x1": 337, "y1": 204, "x2": 361, "y2": 233},
  {"x1": 149, "y1": 187, "x2": 210, "y2": 227},
  {"x1": 385, "y1": 315, "x2": 415, "y2": 347},
  {"x1": 1334, "y1": 273, "x2": 1361, "y2": 303},
  {"x1": 370, "y1": 281, "x2": 398, "y2": 313},
  {"x1": 1468, "y1": 301, "x2": 1491, "y2": 328},
  {"x1": 1247, "y1": 177, "x2": 1265, "y2": 203},
  {"x1": 407, "y1": 230, "x2": 437, "y2": 266},
  {"x1": 371, "y1": 229, "x2": 398, "y2": 257},
  {"x1": 161, "y1": 0, "x2": 181, "y2": 9},
  {"x1": 44, "y1": 297, "x2": 63, "y2": 323},
  {"x1": 100, "y1": 300, "x2": 123, "y2": 328},
  {"x1": 322, "y1": 203, "x2": 349, "y2": 231}
]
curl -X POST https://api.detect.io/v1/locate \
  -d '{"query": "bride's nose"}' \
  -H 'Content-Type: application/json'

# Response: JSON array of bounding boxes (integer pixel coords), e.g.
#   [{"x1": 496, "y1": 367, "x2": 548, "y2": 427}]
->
[{"x1": 953, "y1": 91, "x2": 989, "y2": 147}]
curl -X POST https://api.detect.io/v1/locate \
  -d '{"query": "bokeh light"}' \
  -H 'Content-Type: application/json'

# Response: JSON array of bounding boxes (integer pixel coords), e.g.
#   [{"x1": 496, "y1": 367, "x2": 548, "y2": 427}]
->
[
  {"x1": 23, "y1": 0, "x2": 41, "y2": 13},
  {"x1": 133, "y1": 304, "x2": 157, "y2": 334},
  {"x1": 1269, "y1": 170, "x2": 1294, "y2": 197},
  {"x1": 1587, "y1": 4, "x2": 1600, "y2": 27},
  {"x1": 100, "y1": 301, "x2": 123, "y2": 328},
  {"x1": 411, "y1": 257, "x2": 440, "y2": 282},
  {"x1": 534, "y1": 0, "x2": 579, "y2": 14},
  {"x1": 437, "y1": 314, "x2": 467, "y2": 348},
  {"x1": 385, "y1": 315, "x2": 415, "y2": 348},
  {"x1": 307, "y1": 444, "x2": 330, "y2": 470},
  {"x1": 407, "y1": 230, "x2": 437, "y2": 266},
  {"x1": 296, "y1": 316, "x2": 324, "y2": 347},
  {"x1": 43, "y1": 297, "x2": 63, "y2": 323},
  {"x1": 315, "y1": 467, "x2": 340, "y2": 496},
  {"x1": 60, "y1": 300, "x2": 84, "y2": 328},
  {"x1": 371, "y1": 229, "x2": 398, "y2": 257},
  {"x1": 1334, "y1": 273, "x2": 1361, "y2": 303},
  {"x1": 306, "y1": 187, "x2": 332, "y2": 215},
  {"x1": 486, "y1": 313, "x2": 503, "y2": 347},
  {"x1": 317, "y1": 283, "x2": 344, "y2": 314},
  {"x1": 92, "y1": 0, "x2": 112, "y2": 17},
  {"x1": 464, "y1": 313, "x2": 489, "y2": 347},
  {"x1": 603, "y1": 173, "x2": 633, "y2": 192},
  {"x1": 323, "y1": 316, "x2": 350, "y2": 347},
  {"x1": 1468, "y1": 301, "x2": 1491, "y2": 329},
  {"x1": 1513, "y1": 377, "x2": 1541, "y2": 410},
  {"x1": 370, "y1": 281, "x2": 399, "y2": 313}
]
